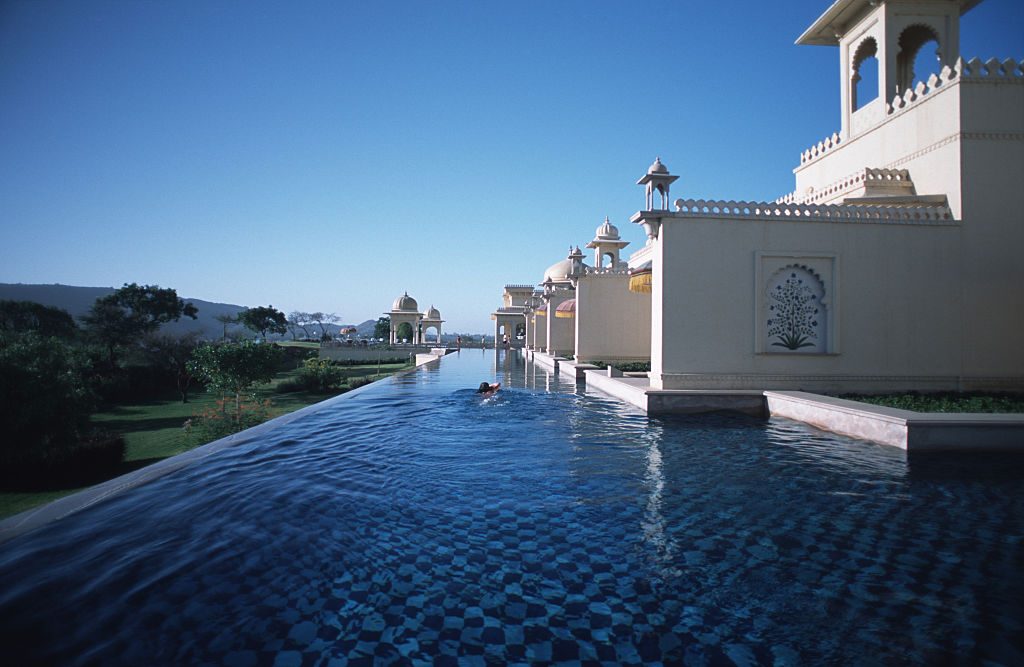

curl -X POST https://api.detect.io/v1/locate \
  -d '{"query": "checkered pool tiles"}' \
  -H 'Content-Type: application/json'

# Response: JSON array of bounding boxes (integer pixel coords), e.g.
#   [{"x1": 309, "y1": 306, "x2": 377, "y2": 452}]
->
[{"x1": 1, "y1": 350, "x2": 1022, "y2": 665}]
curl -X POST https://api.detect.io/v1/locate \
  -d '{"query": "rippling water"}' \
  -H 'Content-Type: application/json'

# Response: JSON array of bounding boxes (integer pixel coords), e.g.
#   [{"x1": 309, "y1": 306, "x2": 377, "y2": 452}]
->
[{"x1": 1, "y1": 350, "x2": 1023, "y2": 665}]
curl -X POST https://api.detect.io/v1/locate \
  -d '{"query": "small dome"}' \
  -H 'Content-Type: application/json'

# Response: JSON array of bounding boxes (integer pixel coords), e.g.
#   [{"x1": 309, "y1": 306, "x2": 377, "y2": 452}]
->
[
  {"x1": 595, "y1": 216, "x2": 619, "y2": 239},
  {"x1": 543, "y1": 258, "x2": 574, "y2": 283},
  {"x1": 424, "y1": 305, "x2": 441, "y2": 319},
  {"x1": 392, "y1": 292, "x2": 418, "y2": 312},
  {"x1": 648, "y1": 157, "x2": 669, "y2": 174}
]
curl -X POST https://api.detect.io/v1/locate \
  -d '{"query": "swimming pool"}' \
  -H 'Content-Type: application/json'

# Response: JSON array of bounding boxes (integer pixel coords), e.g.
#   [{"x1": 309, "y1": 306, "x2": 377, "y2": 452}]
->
[{"x1": 1, "y1": 349, "x2": 1022, "y2": 665}]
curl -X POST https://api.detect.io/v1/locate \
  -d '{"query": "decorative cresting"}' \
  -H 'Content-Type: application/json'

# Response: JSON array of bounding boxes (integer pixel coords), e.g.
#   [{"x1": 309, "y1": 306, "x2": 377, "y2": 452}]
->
[
  {"x1": 765, "y1": 265, "x2": 827, "y2": 354},
  {"x1": 628, "y1": 261, "x2": 652, "y2": 294},
  {"x1": 776, "y1": 168, "x2": 915, "y2": 205},
  {"x1": 554, "y1": 299, "x2": 576, "y2": 319},
  {"x1": 672, "y1": 198, "x2": 952, "y2": 223},
  {"x1": 801, "y1": 57, "x2": 1024, "y2": 165}
]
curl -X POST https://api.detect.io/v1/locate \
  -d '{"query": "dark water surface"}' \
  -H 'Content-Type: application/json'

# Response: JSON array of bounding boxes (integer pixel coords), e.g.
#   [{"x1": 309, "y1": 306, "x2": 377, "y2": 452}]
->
[{"x1": 1, "y1": 350, "x2": 1022, "y2": 665}]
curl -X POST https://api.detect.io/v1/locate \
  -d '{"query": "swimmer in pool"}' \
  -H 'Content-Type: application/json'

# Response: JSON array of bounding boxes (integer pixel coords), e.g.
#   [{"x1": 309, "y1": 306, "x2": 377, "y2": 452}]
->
[{"x1": 477, "y1": 381, "x2": 501, "y2": 396}]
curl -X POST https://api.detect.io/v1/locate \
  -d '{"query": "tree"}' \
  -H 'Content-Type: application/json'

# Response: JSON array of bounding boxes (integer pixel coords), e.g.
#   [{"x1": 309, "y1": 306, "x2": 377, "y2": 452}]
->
[
  {"x1": 214, "y1": 313, "x2": 238, "y2": 341},
  {"x1": 237, "y1": 305, "x2": 287, "y2": 340},
  {"x1": 309, "y1": 312, "x2": 340, "y2": 341},
  {"x1": 141, "y1": 332, "x2": 200, "y2": 403},
  {"x1": 396, "y1": 322, "x2": 413, "y2": 342},
  {"x1": 187, "y1": 341, "x2": 282, "y2": 420},
  {"x1": 0, "y1": 300, "x2": 77, "y2": 338},
  {"x1": 287, "y1": 311, "x2": 314, "y2": 340},
  {"x1": 81, "y1": 283, "x2": 198, "y2": 367},
  {"x1": 373, "y1": 316, "x2": 391, "y2": 340},
  {"x1": 0, "y1": 332, "x2": 95, "y2": 466}
]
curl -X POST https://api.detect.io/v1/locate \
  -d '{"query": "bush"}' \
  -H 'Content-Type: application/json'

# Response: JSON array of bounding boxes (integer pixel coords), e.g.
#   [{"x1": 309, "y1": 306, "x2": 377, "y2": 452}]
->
[
  {"x1": 278, "y1": 344, "x2": 317, "y2": 370},
  {"x1": 839, "y1": 392, "x2": 1024, "y2": 413},
  {"x1": 297, "y1": 358, "x2": 346, "y2": 392},
  {"x1": 184, "y1": 397, "x2": 272, "y2": 444},
  {"x1": 275, "y1": 378, "x2": 306, "y2": 394},
  {"x1": 349, "y1": 377, "x2": 375, "y2": 390},
  {"x1": 0, "y1": 429, "x2": 125, "y2": 490},
  {"x1": 0, "y1": 333, "x2": 95, "y2": 471},
  {"x1": 588, "y1": 360, "x2": 651, "y2": 373}
]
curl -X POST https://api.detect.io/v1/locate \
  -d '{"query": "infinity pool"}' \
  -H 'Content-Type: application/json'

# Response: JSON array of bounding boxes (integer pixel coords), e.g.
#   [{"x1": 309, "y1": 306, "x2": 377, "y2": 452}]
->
[{"x1": 1, "y1": 350, "x2": 1022, "y2": 665}]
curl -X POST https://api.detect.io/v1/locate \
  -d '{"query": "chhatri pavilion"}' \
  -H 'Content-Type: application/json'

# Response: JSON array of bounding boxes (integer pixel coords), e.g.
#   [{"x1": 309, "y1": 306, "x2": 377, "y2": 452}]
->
[{"x1": 386, "y1": 292, "x2": 444, "y2": 345}]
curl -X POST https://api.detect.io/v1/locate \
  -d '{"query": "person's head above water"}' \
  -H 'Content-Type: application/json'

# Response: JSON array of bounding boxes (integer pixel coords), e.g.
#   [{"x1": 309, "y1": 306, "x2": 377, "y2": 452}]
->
[{"x1": 477, "y1": 381, "x2": 500, "y2": 394}]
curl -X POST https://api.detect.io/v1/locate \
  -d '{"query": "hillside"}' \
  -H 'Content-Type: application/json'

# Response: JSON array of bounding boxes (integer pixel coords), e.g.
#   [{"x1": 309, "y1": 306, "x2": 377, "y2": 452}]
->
[
  {"x1": 0, "y1": 283, "x2": 379, "y2": 339},
  {"x1": 0, "y1": 283, "x2": 249, "y2": 338}
]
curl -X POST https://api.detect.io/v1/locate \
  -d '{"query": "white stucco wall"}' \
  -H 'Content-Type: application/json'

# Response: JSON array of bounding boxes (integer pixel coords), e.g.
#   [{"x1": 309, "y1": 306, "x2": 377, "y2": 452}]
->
[
  {"x1": 957, "y1": 76, "x2": 1024, "y2": 376},
  {"x1": 650, "y1": 212, "x2": 978, "y2": 391},
  {"x1": 545, "y1": 293, "x2": 576, "y2": 357},
  {"x1": 795, "y1": 75, "x2": 964, "y2": 216},
  {"x1": 574, "y1": 273, "x2": 651, "y2": 362}
]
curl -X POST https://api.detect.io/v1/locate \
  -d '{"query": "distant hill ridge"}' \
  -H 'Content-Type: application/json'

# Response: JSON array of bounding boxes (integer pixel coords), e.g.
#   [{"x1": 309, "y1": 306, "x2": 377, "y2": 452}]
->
[{"x1": 0, "y1": 283, "x2": 373, "y2": 339}]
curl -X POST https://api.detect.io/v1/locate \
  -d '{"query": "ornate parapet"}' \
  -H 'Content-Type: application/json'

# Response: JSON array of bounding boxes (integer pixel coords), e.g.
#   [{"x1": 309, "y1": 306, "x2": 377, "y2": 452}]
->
[
  {"x1": 799, "y1": 132, "x2": 843, "y2": 166},
  {"x1": 887, "y1": 57, "x2": 1023, "y2": 117},
  {"x1": 583, "y1": 266, "x2": 630, "y2": 276},
  {"x1": 671, "y1": 198, "x2": 953, "y2": 224},
  {"x1": 777, "y1": 167, "x2": 914, "y2": 205},
  {"x1": 798, "y1": 57, "x2": 1024, "y2": 167}
]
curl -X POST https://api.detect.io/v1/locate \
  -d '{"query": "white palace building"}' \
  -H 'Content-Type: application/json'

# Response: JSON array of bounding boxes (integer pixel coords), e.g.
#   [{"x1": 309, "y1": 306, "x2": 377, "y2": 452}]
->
[{"x1": 494, "y1": 0, "x2": 1024, "y2": 423}]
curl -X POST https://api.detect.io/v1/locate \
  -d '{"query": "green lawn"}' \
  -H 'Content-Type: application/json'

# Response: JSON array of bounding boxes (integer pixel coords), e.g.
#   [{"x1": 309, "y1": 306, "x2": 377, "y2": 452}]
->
[{"x1": 0, "y1": 361, "x2": 411, "y2": 519}]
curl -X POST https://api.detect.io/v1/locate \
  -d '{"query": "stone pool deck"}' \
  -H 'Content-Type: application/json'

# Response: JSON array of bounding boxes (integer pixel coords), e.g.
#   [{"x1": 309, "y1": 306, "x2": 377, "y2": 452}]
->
[{"x1": 526, "y1": 350, "x2": 1024, "y2": 452}]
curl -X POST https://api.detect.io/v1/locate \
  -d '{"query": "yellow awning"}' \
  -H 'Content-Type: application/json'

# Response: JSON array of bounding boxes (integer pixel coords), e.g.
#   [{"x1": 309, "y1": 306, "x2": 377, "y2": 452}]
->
[
  {"x1": 629, "y1": 260, "x2": 653, "y2": 294},
  {"x1": 628, "y1": 273, "x2": 652, "y2": 293},
  {"x1": 555, "y1": 298, "x2": 576, "y2": 319}
]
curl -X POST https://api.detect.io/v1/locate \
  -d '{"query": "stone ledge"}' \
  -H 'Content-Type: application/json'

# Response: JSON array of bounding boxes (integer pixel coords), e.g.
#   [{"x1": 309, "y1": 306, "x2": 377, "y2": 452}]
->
[
  {"x1": 579, "y1": 372, "x2": 1024, "y2": 452},
  {"x1": 765, "y1": 391, "x2": 1024, "y2": 452}
]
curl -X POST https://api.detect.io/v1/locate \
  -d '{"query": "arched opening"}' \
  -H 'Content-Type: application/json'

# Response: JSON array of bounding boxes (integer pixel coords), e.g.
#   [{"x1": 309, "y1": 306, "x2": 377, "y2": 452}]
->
[
  {"x1": 423, "y1": 325, "x2": 439, "y2": 342},
  {"x1": 395, "y1": 322, "x2": 414, "y2": 343},
  {"x1": 897, "y1": 24, "x2": 941, "y2": 94},
  {"x1": 602, "y1": 251, "x2": 616, "y2": 268},
  {"x1": 851, "y1": 37, "x2": 879, "y2": 111}
]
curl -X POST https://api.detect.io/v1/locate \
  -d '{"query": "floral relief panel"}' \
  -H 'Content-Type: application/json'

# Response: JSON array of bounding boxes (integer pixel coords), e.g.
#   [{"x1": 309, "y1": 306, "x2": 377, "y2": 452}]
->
[{"x1": 766, "y1": 265, "x2": 827, "y2": 353}]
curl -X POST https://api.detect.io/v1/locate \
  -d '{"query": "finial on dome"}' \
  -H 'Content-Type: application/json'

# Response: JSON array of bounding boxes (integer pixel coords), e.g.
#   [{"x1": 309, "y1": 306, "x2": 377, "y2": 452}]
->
[{"x1": 648, "y1": 156, "x2": 669, "y2": 174}]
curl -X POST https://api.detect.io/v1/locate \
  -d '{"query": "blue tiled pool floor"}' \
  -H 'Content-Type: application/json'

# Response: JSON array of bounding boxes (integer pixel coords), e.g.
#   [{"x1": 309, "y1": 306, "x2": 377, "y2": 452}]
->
[{"x1": 1, "y1": 350, "x2": 1022, "y2": 665}]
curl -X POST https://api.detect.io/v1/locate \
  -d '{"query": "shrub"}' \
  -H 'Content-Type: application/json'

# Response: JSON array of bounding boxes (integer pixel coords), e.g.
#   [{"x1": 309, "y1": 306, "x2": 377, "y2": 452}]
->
[
  {"x1": 275, "y1": 378, "x2": 306, "y2": 393},
  {"x1": 349, "y1": 377, "x2": 375, "y2": 390},
  {"x1": 297, "y1": 358, "x2": 346, "y2": 392},
  {"x1": 0, "y1": 333, "x2": 95, "y2": 472},
  {"x1": 184, "y1": 397, "x2": 272, "y2": 444},
  {"x1": 839, "y1": 392, "x2": 1024, "y2": 414},
  {"x1": 0, "y1": 429, "x2": 125, "y2": 490},
  {"x1": 588, "y1": 360, "x2": 651, "y2": 373}
]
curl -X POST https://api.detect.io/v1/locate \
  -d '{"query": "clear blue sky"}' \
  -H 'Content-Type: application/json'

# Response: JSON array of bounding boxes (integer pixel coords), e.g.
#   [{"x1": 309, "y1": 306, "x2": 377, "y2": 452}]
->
[{"x1": 2, "y1": 0, "x2": 1021, "y2": 332}]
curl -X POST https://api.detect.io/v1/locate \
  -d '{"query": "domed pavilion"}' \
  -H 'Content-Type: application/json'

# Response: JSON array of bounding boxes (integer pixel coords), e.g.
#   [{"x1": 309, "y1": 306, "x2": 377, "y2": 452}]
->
[{"x1": 385, "y1": 292, "x2": 444, "y2": 345}]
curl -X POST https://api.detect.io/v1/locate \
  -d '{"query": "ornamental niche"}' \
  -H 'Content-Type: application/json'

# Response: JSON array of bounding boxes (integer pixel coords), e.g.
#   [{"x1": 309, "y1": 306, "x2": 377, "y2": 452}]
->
[{"x1": 766, "y1": 265, "x2": 827, "y2": 353}]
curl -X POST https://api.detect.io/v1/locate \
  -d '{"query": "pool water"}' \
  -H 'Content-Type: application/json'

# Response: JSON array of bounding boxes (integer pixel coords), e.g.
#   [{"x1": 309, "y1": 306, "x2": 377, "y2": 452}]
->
[{"x1": 1, "y1": 350, "x2": 1023, "y2": 665}]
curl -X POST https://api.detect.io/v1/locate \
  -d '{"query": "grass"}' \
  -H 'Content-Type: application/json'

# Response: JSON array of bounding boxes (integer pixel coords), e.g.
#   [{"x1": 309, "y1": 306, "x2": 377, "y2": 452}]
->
[
  {"x1": 839, "y1": 392, "x2": 1024, "y2": 414},
  {"x1": 0, "y1": 361, "x2": 411, "y2": 520}
]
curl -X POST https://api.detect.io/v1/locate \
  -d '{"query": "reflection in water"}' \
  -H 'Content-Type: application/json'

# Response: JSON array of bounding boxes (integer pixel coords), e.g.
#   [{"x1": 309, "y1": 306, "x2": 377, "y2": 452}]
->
[{"x1": 641, "y1": 437, "x2": 680, "y2": 577}]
